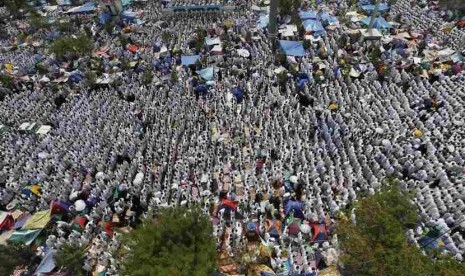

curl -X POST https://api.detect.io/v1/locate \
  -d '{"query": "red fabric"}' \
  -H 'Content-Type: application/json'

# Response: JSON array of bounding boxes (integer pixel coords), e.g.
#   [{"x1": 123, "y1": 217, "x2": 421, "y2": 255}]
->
[
  {"x1": 74, "y1": 216, "x2": 88, "y2": 229},
  {"x1": 50, "y1": 200, "x2": 70, "y2": 215},
  {"x1": 102, "y1": 221, "x2": 118, "y2": 237},
  {"x1": 221, "y1": 199, "x2": 238, "y2": 211},
  {"x1": 0, "y1": 213, "x2": 14, "y2": 230},
  {"x1": 310, "y1": 223, "x2": 328, "y2": 241},
  {"x1": 128, "y1": 44, "x2": 139, "y2": 53}
]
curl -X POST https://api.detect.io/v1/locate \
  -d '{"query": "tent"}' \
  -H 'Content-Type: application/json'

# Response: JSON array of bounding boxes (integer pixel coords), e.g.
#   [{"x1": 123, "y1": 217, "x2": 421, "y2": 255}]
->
[
  {"x1": 361, "y1": 4, "x2": 389, "y2": 14},
  {"x1": 279, "y1": 40, "x2": 305, "y2": 57},
  {"x1": 205, "y1": 37, "x2": 221, "y2": 46},
  {"x1": 299, "y1": 10, "x2": 318, "y2": 20},
  {"x1": 237, "y1": 49, "x2": 250, "y2": 58},
  {"x1": 13, "y1": 213, "x2": 30, "y2": 229},
  {"x1": 257, "y1": 15, "x2": 269, "y2": 29},
  {"x1": 121, "y1": 10, "x2": 142, "y2": 23},
  {"x1": 285, "y1": 200, "x2": 305, "y2": 219},
  {"x1": 303, "y1": 20, "x2": 326, "y2": 36},
  {"x1": 196, "y1": 67, "x2": 214, "y2": 81},
  {"x1": 181, "y1": 55, "x2": 200, "y2": 66},
  {"x1": 319, "y1": 12, "x2": 338, "y2": 25},
  {"x1": 0, "y1": 211, "x2": 14, "y2": 231},
  {"x1": 35, "y1": 250, "x2": 57, "y2": 274},
  {"x1": 360, "y1": 17, "x2": 392, "y2": 29},
  {"x1": 127, "y1": 44, "x2": 140, "y2": 53},
  {"x1": 9, "y1": 229, "x2": 42, "y2": 245},
  {"x1": 69, "y1": 71, "x2": 83, "y2": 83},
  {"x1": 360, "y1": 28, "x2": 383, "y2": 39},
  {"x1": 232, "y1": 87, "x2": 244, "y2": 103},
  {"x1": 22, "y1": 209, "x2": 51, "y2": 230},
  {"x1": 57, "y1": 0, "x2": 72, "y2": 6},
  {"x1": 65, "y1": 2, "x2": 97, "y2": 14}
]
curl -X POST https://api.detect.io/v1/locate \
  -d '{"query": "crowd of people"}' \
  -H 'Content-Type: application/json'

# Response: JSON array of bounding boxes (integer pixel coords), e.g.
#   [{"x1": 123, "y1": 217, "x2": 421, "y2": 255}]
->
[{"x1": 0, "y1": 0, "x2": 465, "y2": 275}]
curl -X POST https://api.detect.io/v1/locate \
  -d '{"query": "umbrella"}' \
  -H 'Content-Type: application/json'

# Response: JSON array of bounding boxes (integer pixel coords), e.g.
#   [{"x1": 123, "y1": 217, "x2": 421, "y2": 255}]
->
[{"x1": 74, "y1": 200, "x2": 86, "y2": 212}]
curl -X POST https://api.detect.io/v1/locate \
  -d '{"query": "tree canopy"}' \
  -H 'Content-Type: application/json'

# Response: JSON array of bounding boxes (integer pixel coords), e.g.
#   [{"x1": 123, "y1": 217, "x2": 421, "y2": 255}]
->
[
  {"x1": 48, "y1": 34, "x2": 94, "y2": 60},
  {"x1": 337, "y1": 184, "x2": 465, "y2": 276},
  {"x1": 0, "y1": 243, "x2": 35, "y2": 276},
  {"x1": 55, "y1": 243, "x2": 87, "y2": 276},
  {"x1": 120, "y1": 206, "x2": 217, "y2": 276},
  {"x1": 278, "y1": 0, "x2": 302, "y2": 16}
]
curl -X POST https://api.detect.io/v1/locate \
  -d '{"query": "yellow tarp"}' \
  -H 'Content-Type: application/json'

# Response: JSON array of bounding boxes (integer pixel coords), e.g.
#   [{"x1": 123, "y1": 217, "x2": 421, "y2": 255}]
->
[
  {"x1": 22, "y1": 209, "x2": 51, "y2": 230},
  {"x1": 247, "y1": 264, "x2": 274, "y2": 276},
  {"x1": 319, "y1": 265, "x2": 340, "y2": 276},
  {"x1": 4, "y1": 63, "x2": 13, "y2": 73}
]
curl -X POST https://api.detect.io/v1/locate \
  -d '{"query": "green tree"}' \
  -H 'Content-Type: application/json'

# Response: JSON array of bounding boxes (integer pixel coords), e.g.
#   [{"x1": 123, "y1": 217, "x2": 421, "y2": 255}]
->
[
  {"x1": 48, "y1": 34, "x2": 93, "y2": 60},
  {"x1": 4, "y1": 0, "x2": 27, "y2": 18},
  {"x1": 337, "y1": 183, "x2": 465, "y2": 276},
  {"x1": 28, "y1": 15, "x2": 52, "y2": 29},
  {"x1": 278, "y1": 0, "x2": 302, "y2": 16},
  {"x1": 121, "y1": 206, "x2": 217, "y2": 276},
  {"x1": 55, "y1": 243, "x2": 86, "y2": 276},
  {"x1": 170, "y1": 70, "x2": 178, "y2": 84},
  {"x1": 0, "y1": 74, "x2": 15, "y2": 89},
  {"x1": 84, "y1": 71, "x2": 97, "y2": 88},
  {"x1": 0, "y1": 243, "x2": 35, "y2": 276},
  {"x1": 161, "y1": 31, "x2": 172, "y2": 43},
  {"x1": 142, "y1": 66, "x2": 153, "y2": 85}
]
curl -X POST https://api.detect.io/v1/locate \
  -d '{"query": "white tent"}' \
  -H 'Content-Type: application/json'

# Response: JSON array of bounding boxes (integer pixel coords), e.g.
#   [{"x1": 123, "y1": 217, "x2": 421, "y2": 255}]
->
[
  {"x1": 237, "y1": 49, "x2": 250, "y2": 58},
  {"x1": 36, "y1": 125, "x2": 52, "y2": 135},
  {"x1": 360, "y1": 29, "x2": 382, "y2": 40}
]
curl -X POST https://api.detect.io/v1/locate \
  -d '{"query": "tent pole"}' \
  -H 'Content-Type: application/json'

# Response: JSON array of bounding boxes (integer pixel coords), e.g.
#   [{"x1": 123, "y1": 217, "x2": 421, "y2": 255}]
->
[
  {"x1": 368, "y1": 0, "x2": 381, "y2": 35},
  {"x1": 269, "y1": 0, "x2": 278, "y2": 53}
]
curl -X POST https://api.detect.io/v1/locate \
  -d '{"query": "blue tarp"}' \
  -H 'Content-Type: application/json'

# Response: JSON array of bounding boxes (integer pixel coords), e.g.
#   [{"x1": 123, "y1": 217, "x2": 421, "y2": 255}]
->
[
  {"x1": 171, "y1": 5, "x2": 223, "y2": 11},
  {"x1": 99, "y1": 12, "x2": 112, "y2": 24},
  {"x1": 298, "y1": 76, "x2": 309, "y2": 89},
  {"x1": 257, "y1": 15, "x2": 269, "y2": 29},
  {"x1": 279, "y1": 40, "x2": 305, "y2": 57},
  {"x1": 232, "y1": 87, "x2": 244, "y2": 103},
  {"x1": 66, "y1": 3, "x2": 96, "y2": 14},
  {"x1": 69, "y1": 72, "x2": 83, "y2": 83},
  {"x1": 121, "y1": 10, "x2": 138, "y2": 21},
  {"x1": 181, "y1": 55, "x2": 200, "y2": 65},
  {"x1": 57, "y1": 0, "x2": 72, "y2": 6},
  {"x1": 319, "y1": 11, "x2": 338, "y2": 25},
  {"x1": 195, "y1": 84, "x2": 208, "y2": 94},
  {"x1": 361, "y1": 4, "x2": 390, "y2": 14},
  {"x1": 197, "y1": 67, "x2": 214, "y2": 81},
  {"x1": 299, "y1": 10, "x2": 318, "y2": 20},
  {"x1": 35, "y1": 250, "x2": 57, "y2": 274},
  {"x1": 361, "y1": 16, "x2": 393, "y2": 29},
  {"x1": 303, "y1": 19, "x2": 326, "y2": 36}
]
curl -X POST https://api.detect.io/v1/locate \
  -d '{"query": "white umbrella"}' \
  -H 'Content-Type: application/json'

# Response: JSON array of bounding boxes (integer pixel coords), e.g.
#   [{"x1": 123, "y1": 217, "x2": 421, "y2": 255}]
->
[
  {"x1": 74, "y1": 200, "x2": 86, "y2": 212},
  {"x1": 237, "y1": 49, "x2": 250, "y2": 58},
  {"x1": 300, "y1": 223, "x2": 311, "y2": 234}
]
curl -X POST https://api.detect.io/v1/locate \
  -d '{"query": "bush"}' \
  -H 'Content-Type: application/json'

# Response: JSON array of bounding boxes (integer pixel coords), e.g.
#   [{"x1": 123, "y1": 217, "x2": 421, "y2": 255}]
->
[
  {"x1": 337, "y1": 183, "x2": 465, "y2": 276},
  {"x1": 121, "y1": 206, "x2": 217, "y2": 276},
  {"x1": 48, "y1": 34, "x2": 93, "y2": 60}
]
